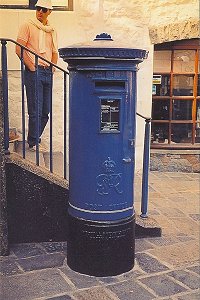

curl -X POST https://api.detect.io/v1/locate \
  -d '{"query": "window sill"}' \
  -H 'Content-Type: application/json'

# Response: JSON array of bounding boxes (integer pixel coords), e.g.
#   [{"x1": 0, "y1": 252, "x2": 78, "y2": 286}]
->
[{"x1": 151, "y1": 143, "x2": 200, "y2": 150}]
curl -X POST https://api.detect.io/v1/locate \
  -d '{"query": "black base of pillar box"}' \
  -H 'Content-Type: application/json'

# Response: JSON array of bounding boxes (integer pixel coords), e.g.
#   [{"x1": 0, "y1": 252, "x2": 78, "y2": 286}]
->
[{"x1": 67, "y1": 213, "x2": 135, "y2": 277}]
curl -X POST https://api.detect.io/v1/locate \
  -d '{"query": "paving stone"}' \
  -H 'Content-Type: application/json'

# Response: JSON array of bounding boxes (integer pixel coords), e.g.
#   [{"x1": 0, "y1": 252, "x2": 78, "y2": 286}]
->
[
  {"x1": 17, "y1": 253, "x2": 65, "y2": 271},
  {"x1": 108, "y1": 280, "x2": 154, "y2": 300},
  {"x1": 176, "y1": 235, "x2": 195, "y2": 243},
  {"x1": 98, "y1": 276, "x2": 119, "y2": 284},
  {"x1": 147, "y1": 209, "x2": 160, "y2": 216},
  {"x1": 149, "y1": 186, "x2": 156, "y2": 192},
  {"x1": 45, "y1": 295, "x2": 73, "y2": 300},
  {"x1": 139, "y1": 274, "x2": 187, "y2": 297},
  {"x1": 167, "y1": 270, "x2": 200, "y2": 289},
  {"x1": 189, "y1": 214, "x2": 200, "y2": 222},
  {"x1": 59, "y1": 266, "x2": 100, "y2": 289},
  {"x1": 135, "y1": 239, "x2": 155, "y2": 253},
  {"x1": 11, "y1": 243, "x2": 46, "y2": 258},
  {"x1": 162, "y1": 208, "x2": 185, "y2": 217},
  {"x1": 1, "y1": 269, "x2": 72, "y2": 300},
  {"x1": 41, "y1": 242, "x2": 68, "y2": 254},
  {"x1": 169, "y1": 217, "x2": 199, "y2": 236},
  {"x1": 73, "y1": 287, "x2": 118, "y2": 300},
  {"x1": 176, "y1": 291, "x2": 200, "y2": 300},
  {"x1": 148, "y1": 240, "x2": 199, "y2": 267},
  {"x1": 149, "y1": 215, "x2": 180, "y2": 236},
  {"x1": 0, "y1": 258, "x2": 23, "y2": 276},
  {"x1": 186, "y1": 265, "x2": 200, "y2": 276},
  {"x1": 117, "y1": 269, "x2": 144, "y2": 281},
  {"x1": 146, "y1": 236, "x2": 179, "y2": 246},
  {"x1": 136, "y1": 253, "x2": 169, "y2": 273},
  {"x1": 166, "y1": 194, "x2": 188, "y2": 202},
  {"x1": 177, "y1": 192, "x2": 199, "y2": 201}
]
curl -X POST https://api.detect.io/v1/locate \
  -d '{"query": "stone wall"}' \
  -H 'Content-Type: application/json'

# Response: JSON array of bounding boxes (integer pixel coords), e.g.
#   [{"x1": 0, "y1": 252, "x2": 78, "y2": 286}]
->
[
  {"x1": 149, "y1": 18, "x2": 199, "y2": 44},
  {"x1": 6, "y1": 153, "x2": 69, "y2": 243},
  {"x1": 150, "y1": 150, "x2": 200, "y2": 173}
]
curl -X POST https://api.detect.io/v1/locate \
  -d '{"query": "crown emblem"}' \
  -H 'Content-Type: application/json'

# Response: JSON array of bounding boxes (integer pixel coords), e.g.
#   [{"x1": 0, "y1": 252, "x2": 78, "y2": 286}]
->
[{"x1": 103, "y1": 157, "x2": 116, "y2": 173}]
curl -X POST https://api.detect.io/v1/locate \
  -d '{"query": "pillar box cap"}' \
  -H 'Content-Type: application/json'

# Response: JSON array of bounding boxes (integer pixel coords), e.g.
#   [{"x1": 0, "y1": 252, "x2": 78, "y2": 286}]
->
[{"x1": 59, "y1": 33, "x2": 148, "y2": 61}]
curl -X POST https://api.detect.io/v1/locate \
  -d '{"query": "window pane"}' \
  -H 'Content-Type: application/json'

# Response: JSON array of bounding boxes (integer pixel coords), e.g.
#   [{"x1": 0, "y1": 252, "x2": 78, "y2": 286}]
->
[
  {"x1": 196, "y1": 101, "x2": 200, "y2": 120},
  {"x1": 153, "y1": 51, "x2": 171, "y2": 73},
  {"x1": 195, "y1": 125, "x2": 200, "y2": 143},
  {"x1": 151, "y1": 123, "x2": 169, "y2": 144},
  {"x1": 0, "y1": 0, "x2": 28, "y2": 3},
  {"x1": 0, "y1": 0, "x2": 70, "y2": 7},
  {"x1": 195, "y1": 101, "x2": 200, "y2": 143},
  {"x1": 173, "y1": 75, "x2": 194, "y2": 96},
  {"x1": 198, "y1": 74, "x2": 200, "y2": 96},
  {"x1": 173, "y1": 50, "x2": 195, "y2": 73},
  {"x1": 152, "y1": 75, "x2": 170, "y2": 96},
  {"x1": 171, "y1": 124, "x2": 192, "y2": 143},
  {"x1": 52, "y1": 0, "x2": 68, "y2": 5},
  {"x1": 172, "y1": 100, "x2": 192, "y2": 120},
  {"x1": 152, "y1": 100, "x2": 170, "y2": 120}
]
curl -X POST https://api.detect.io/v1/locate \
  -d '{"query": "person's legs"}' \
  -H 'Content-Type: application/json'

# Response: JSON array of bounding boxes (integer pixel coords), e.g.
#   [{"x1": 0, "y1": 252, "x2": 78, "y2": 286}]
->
[
  {"x1": 25, "y1": 69, "x2": 43, "y2": 147},
  {"x1": 40, "y1": 69, "x2": 52, "y2": 136}
]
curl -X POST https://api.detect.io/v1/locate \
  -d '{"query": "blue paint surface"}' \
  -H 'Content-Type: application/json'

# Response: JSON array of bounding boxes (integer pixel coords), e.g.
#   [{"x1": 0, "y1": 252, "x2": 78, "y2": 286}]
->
[{"x1": 60, "y1": 46, "x2": 148, "y2": 221}]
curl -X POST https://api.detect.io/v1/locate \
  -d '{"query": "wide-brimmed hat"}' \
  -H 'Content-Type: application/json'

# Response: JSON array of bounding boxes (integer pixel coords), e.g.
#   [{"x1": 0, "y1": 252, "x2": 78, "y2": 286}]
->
[{"x1": 35, "y1": 0, "x2": 53, "y2": 9}]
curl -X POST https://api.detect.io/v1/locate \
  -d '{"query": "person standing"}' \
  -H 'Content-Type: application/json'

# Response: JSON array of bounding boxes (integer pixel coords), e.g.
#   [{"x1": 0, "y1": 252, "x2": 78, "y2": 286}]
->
[{"x1": 16, "y1": 0, "x2": 58, "y2": 150}]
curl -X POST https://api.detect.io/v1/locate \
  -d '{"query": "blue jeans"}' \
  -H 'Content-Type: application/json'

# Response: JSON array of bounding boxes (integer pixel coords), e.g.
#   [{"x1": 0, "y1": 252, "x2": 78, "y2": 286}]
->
[{"x1": 25, "y1": 67, "x2": 53, "y2": 147}]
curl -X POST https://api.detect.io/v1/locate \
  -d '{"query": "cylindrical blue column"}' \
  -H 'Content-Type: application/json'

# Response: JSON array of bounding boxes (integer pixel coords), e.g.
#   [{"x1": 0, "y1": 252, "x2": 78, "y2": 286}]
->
[{"x1": 59, "y1": 34, "x2": 148, "y2": 276}]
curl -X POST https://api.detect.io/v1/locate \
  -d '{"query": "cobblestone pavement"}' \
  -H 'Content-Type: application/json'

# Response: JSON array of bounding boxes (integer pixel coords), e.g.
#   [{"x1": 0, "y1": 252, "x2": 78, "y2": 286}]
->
[{"x1": 1, "y1": 171, "x2": 199, "y2": 300}]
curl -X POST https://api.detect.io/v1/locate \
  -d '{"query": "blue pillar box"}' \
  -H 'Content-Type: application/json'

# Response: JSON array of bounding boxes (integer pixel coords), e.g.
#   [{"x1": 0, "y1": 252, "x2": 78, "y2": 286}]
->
[{"x1": 59, "y1": 33, "x2": 148, "y2": 276}]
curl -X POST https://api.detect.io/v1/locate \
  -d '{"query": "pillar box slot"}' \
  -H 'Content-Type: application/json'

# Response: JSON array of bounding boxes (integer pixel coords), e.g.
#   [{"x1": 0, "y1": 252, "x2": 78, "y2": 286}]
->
[
  {"x1": 59, "y1": 33, "x2": 148, "y2": 277},
  {"x1": 95, "y1": 80, "x2": 126, "y2": 90}
]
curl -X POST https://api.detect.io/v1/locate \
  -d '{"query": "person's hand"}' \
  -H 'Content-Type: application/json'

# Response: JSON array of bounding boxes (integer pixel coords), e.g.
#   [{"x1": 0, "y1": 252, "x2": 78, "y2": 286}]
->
[
  {"x1": 29, "y1": 66, "x2": 35, "y2": 71},
  {"x1": 25, "y1": 64, "x2": 35, "y2": 71}
]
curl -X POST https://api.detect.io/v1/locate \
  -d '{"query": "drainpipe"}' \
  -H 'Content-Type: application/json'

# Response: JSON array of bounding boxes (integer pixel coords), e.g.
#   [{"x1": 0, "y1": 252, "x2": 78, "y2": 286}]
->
[{"x1": 0, "y1": 72, "x2": 9, "y2": 255}]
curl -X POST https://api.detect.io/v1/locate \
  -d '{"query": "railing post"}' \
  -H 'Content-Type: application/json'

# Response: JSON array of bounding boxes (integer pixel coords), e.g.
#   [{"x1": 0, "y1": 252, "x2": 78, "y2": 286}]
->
[
  {"x1": 20, "y1": 47, "x2": 26, "y2": 158},
  {"x1": 35, "y1": 56, "x2": 40, "y2": 166},
  {"x1": 140, "y1": 117, "x2": 151, "y2": 218},
  {"x1": 1, "y1": 40, "x2": 10, "y2": 154},
  {"x1": 63, "y1": 72, "x2": 67, "y2": 179},
  {"x1": 0, "y1": 71, "x2": 9, "y2": 255},
  {"x1": 49, "y1": 66, "x2": 53, "y2": 173}
]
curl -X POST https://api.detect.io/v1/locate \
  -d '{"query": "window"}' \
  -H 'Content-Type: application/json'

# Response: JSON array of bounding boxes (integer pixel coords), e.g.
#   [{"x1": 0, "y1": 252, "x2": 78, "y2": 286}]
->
[
  {"x1": 151, "y1": 39, "x2": 200, "y2": 148},
  {"x1": 0, "y1": 0, "x2": 73, "y2": 10}
]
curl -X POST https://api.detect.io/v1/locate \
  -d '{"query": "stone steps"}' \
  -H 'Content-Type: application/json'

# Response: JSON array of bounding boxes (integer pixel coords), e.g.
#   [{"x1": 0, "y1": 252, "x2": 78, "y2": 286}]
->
[
  {"x1": 11, "y1": 140, "x2": 66, "y2": 178},
  {"x1": 43, "y1": 151, "x2": 64, "y2": 178}
]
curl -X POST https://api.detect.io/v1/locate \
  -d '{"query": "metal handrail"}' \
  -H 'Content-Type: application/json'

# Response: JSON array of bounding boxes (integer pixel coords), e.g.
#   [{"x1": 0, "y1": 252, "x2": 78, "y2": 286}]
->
[
  {"x1": 0, "y1": 38, "x2": 69, "y2": 179},
  {"x1": 136, "y1": 112, "x2": 151, "y2": 218},
  {"x1": 1, "y1": 38, "x2": 69, "y2": 73}
]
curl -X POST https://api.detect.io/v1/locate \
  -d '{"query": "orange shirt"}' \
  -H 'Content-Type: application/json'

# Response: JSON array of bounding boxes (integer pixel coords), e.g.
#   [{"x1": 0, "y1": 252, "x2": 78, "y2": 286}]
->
[{"x1": 17, "y1": 21, "x2": 58, "y2": 67}]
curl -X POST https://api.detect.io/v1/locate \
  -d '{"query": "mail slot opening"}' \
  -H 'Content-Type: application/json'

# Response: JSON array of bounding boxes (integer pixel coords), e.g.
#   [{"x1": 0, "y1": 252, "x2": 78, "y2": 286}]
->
[{"x1": 95, "y1": 81, "x2": 125, "y2": 90}]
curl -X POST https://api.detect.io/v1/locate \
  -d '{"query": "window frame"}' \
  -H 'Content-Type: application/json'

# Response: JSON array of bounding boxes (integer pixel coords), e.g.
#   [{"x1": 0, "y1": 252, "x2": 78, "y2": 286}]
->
[
  {"x1": 0, "y1": 0, "x2": 73, "y2": 10},
  {"x1": 151, "y1": 39, "x2": 200, "y2": 149}
]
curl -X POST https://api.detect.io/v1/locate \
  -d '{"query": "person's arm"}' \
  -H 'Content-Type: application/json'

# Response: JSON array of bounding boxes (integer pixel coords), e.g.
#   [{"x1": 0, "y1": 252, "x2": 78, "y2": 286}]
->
[
  {"x1": 16, "y1": 38, "x2": 35, "y2": 71},
  {"x1": 51, "y1": 52, "x2": 58, "y2": 65},
  {"x1": 51, "y1": 52, "x2": 58, "y2": 72}
]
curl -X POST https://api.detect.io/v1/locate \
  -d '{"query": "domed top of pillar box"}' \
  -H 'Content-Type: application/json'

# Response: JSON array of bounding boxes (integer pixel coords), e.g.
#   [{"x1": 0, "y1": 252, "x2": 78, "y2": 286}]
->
[{"x1": 59, "y1": 33, "x2": 148, "y2": 63}]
